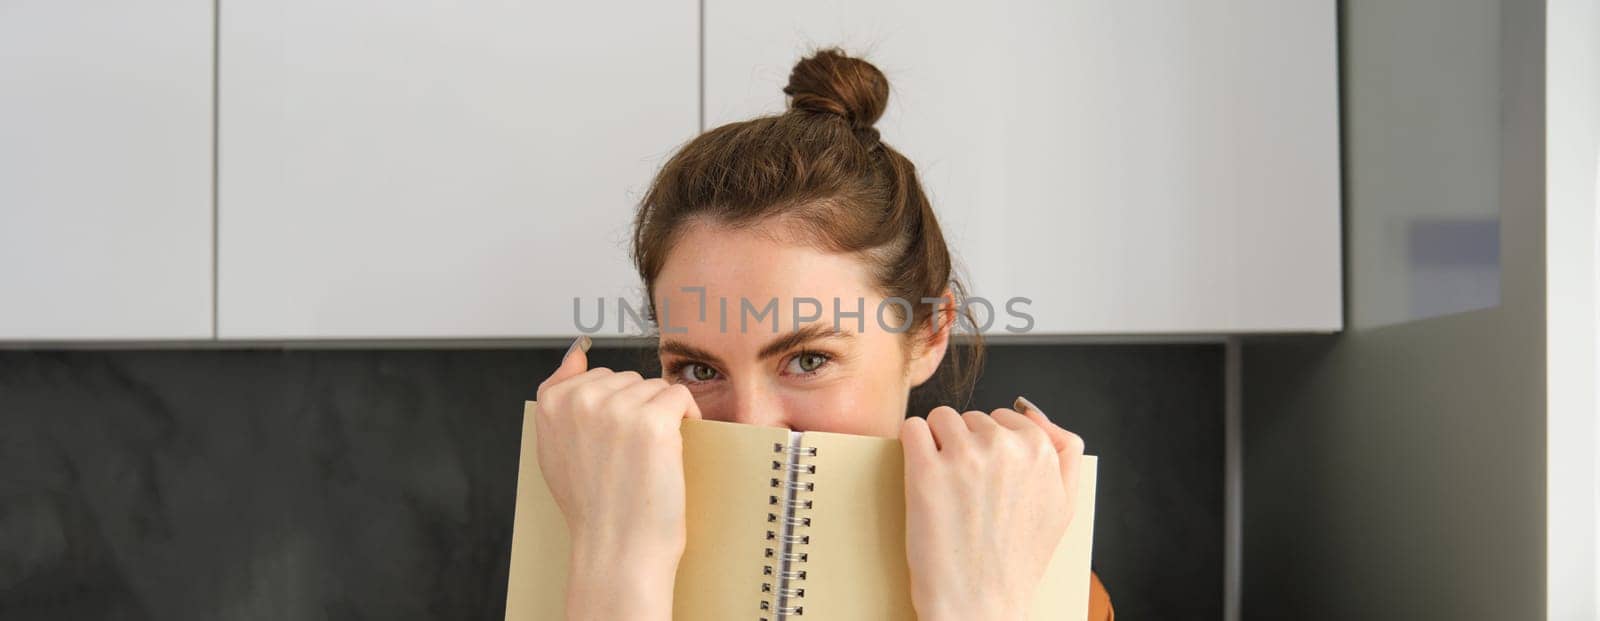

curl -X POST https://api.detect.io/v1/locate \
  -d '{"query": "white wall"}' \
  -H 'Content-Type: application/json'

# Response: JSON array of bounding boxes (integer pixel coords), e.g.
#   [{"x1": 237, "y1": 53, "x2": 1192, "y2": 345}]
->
[
  {"x1": 703, "y1": 0, "x2": 1342, "y2": 336},
  {"x1": 1546, "y1": 0, "x2": 1600, "y2": 617},
  {"x1": 0, "y1": 0, "x2": 214, "y2": 340},
  {"x1": 214, "y1": 0, "x2": 698, "y2": 340}
]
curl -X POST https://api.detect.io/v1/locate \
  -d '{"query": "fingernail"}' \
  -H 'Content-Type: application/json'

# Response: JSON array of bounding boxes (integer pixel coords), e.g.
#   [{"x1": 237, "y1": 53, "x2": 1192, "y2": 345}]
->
[
  {"x1": 565, "y1": 335, "x2": 592, "y2": 359},
  {"x1": 1014, "y1": 395, "x2": 1042, "y2": 414}
]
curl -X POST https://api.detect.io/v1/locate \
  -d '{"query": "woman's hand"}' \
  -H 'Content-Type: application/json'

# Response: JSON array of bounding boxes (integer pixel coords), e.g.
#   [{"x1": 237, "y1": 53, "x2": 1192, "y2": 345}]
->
[
  {"x1": 899, "y1": 398, "x2": 1086, "y2": 621},
  {"x1": 534, "y1": 337, "x2": 703, "y2": 621}
]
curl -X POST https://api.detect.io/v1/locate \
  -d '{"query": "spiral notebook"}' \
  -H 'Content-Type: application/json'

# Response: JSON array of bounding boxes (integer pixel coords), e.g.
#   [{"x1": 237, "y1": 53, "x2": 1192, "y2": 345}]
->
[{"x1": 504, "y1": 401, "x2": 1098, "y2": 620}]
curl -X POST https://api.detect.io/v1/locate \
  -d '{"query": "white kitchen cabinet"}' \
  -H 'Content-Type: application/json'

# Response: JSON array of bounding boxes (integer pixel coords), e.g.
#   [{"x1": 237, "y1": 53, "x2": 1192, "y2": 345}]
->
[
  {"x1": 0, "y1": 0, "x2": 214, "y2": 341},
  {"x1": 705, "y1": 0, "x2": 1342, "y2": 334},
  {"x1": 218, "y1": 0, "x2": 698, "y2": 339}
]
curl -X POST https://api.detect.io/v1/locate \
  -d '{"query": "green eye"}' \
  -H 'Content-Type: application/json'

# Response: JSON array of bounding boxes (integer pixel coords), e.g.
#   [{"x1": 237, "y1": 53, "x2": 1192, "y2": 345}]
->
[
  {"x1": 678, "y1": 363, "x2": 719, "y2": 383},
  {"x1": 789, "y1": 352, "x2": 829, "y2": 374}
]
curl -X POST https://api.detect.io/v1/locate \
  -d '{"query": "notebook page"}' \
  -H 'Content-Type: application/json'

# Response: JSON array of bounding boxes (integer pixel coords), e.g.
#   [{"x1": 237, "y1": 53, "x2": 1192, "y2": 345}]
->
[
  {"x1": 1036, "y1": 456, "x2": 1098, "y2": 621},
  {"x1": 503, "y1": 402, "x2": 569, "y2": 620},
  {"x1": 503, "y1": 402, "x2": 789, "y2": 620},
  {"x1": 786, "y1": 429, "x2": 913, "y2": 620},
  {"x1": 672, "y1": 418, "x2": 792, "y2": 619},
  {"x1": 797, "y1": 429, "x2": 1098, "y2": 620}
]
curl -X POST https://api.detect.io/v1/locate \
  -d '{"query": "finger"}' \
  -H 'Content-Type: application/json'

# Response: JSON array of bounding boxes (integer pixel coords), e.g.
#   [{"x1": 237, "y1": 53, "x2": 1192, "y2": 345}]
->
[
  {"x1": 580, "y1": 369, "x2": 646, "y2": 400},
  {"x1": 554, "y1": 366, "x2": 614, "y2": 393},
  {"x1": 1014, "y1": 397, "x2": 1085, "y2": 490},
  {"x1": 647, "y1": 383, "x2": 703, "y2": 420},
  {"x1": 991, "y1": 408, "x2": 1050, "y2": 447},
  {"x1": 1029, "y1": 411, "x2": 1084, "y2": 459},
  {"x1": 961, "y1": 409, "x2": 1000, "y2": 435},
  {"x1": 925, "y1": 406, "x2": 968, "y2": 452},
  {"x1": 990, "y1": 408, "x2": 1034, "y2": 432},
  {"x1": 608, "y1": 377, "x2": 675, "y2": 409},
  {"x1": 537, "y1": 336, "x2": 592, "y2": 399},
  {"x1": 538, "y1": 367, "x2": 613, "y2": 410},
  {"x1": 1014, "y1": 396, "x2": 1078, "y2": 454},
  {"x1": 900, "y1": 416, "x2": 936, "y2": 464}
]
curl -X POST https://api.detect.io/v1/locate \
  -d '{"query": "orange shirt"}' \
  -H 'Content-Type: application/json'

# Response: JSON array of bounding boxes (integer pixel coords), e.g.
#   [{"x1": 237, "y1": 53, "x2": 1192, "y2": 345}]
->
[{"x1": 1089, "y1": 571, "x2": 1115, "y2": 620}]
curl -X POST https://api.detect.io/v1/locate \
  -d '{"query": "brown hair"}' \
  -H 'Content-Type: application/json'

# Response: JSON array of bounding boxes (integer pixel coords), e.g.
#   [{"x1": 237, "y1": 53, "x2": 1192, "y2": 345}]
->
[{"x1": 631, "y1": 48, "x2": 985, "y2": 410}]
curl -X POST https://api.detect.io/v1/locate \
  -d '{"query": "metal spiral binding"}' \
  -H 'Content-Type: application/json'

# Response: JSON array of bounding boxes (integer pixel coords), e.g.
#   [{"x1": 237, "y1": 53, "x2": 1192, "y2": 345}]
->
[{"x1": 758, "y1": 436, "x2": 817, "y2": 620}]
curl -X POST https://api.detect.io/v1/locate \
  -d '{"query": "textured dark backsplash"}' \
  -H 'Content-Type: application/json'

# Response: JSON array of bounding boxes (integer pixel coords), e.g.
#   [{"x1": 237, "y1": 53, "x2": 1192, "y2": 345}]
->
[{"x1": 0, "y1": 344, "x2": 1221, "y2": 620}]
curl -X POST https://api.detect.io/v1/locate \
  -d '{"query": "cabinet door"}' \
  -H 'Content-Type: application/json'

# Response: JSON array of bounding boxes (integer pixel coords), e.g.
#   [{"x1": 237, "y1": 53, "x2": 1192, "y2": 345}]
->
[
  {"x1": 705, "y1": 0, "x2": 1341, "y2": 334},
  {"x1": 0, "y1": 0, "x2": 214, "y2": 341},
  {"x1": 219, "y1": 1, "x2": 697, "y2": 339}
]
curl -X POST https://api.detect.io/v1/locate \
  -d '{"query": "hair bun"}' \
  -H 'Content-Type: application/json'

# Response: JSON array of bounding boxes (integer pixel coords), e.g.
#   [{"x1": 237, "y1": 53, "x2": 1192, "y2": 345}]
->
[{"x1": 783, "y1": 48, "x2": 889, "y2": 131}]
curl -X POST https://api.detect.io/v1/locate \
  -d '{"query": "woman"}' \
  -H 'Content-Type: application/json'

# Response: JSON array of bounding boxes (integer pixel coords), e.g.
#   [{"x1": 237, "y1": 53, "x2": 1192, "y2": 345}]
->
[{"x1": 534, "y1": 48, "x2": 1113, "y2": 620}]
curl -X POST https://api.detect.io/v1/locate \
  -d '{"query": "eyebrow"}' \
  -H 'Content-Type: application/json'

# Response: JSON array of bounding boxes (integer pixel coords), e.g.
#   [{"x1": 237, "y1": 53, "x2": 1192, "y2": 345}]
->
[{"x1": 658, "y1": 324, "x2": 854, "y2": 366}]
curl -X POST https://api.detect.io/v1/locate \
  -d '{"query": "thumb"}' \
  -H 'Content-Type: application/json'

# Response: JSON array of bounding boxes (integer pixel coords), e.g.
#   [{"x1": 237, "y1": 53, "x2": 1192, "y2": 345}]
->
[
  {"x1": 651, "y1": 384, "x2": 703, "y2": 422},
  {"x1": 679, "y1": 385, "x2": 704, "y2": 420},
  {"x1": 537, "y1": 336, "x2": 591, "y2": 399},
  {"x1": 1014, "y1": 396, "x2": 1076, "y2": 453},
  {"x1": 1014, "y1": 396, "x2": 1084, "y2": 490}
]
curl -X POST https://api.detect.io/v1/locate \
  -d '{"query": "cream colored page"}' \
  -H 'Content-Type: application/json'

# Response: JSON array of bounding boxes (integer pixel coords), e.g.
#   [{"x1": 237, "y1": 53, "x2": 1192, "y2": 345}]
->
[
  {"x1": 787, "y1": 430, "x2": 915, "y2": 621},
  {"x1": 672, "y1": 419, "x2": 792, "y2": 619},
  {"x1": 503, "y1": 402, "x2": 568, "y2": 620},
  {"x1": 503, "y1": 402, "x2": 788, "y2": 620},
  {"x1": 795, "y1": 430, "x2": 1098, "y2": 621},
  {"x1": 1034, "y1": 456, "x2": 1098, "y2": 621}
]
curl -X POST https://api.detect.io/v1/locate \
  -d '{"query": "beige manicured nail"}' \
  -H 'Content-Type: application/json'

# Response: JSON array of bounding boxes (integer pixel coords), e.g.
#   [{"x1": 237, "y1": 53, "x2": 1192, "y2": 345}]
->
[
  {"x1": 566, "y1": 335, "x2": 592, "y2": 358},
  {"x1": 1014, "y1": 395, "x2": 1042, "y2": 414}
]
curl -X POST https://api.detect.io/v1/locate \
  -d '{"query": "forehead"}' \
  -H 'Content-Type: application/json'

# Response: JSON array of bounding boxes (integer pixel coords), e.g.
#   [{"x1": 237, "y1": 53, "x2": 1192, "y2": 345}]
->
[{"x1": 653, "y1": 221, "x2": 883, "y2": 333}]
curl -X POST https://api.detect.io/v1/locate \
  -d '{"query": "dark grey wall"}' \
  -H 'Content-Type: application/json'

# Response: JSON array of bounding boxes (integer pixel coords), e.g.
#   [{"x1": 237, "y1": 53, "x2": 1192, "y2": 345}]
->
[
  {"x1": 1242, "y1": 0, "x2": 1547, "y2": 619},
  {"x1": 0, "y1": 343, "x2": 1222, "y2": 620}
]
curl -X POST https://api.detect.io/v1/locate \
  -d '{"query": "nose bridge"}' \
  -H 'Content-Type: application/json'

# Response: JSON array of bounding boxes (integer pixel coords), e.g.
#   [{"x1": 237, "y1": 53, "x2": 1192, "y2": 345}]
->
[{"x1": 729, "y1": 376, "x2": 787, "y2": 428}]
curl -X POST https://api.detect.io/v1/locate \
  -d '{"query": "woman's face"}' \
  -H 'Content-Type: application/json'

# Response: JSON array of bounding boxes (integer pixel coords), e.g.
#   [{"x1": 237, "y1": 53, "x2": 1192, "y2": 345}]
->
[{"x1": 652, "y1": 220, "x2": 948, "y2": 438}]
